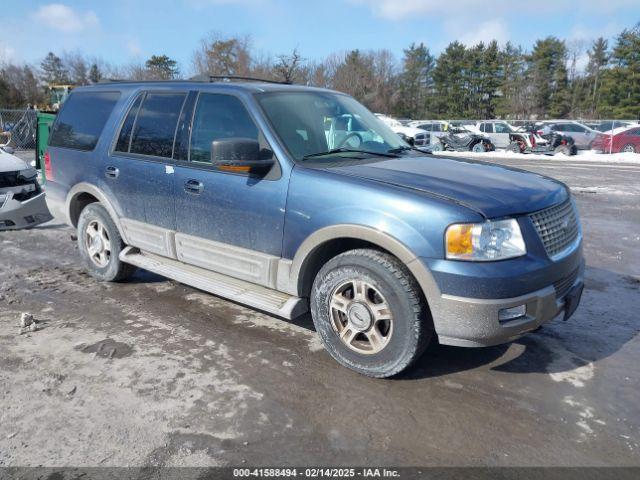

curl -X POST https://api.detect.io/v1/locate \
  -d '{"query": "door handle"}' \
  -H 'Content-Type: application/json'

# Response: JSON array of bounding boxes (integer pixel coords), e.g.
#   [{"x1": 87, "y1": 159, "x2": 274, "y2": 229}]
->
[
  {"x1": 184, "y1": 179, "x2": 204, "y2": 194},
  {"x1": 105, "y1": 166, "x2": 119, "y2": 178}
]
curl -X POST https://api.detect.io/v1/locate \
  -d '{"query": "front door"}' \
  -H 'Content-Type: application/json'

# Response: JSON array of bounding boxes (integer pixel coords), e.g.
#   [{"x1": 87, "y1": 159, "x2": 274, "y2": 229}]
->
[{"x1": 172, "y1": 92, "x2": 288, "y2": 287}]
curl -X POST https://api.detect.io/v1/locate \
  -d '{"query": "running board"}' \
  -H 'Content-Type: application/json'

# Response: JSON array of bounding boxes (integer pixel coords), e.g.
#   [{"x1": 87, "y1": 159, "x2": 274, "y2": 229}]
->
[{"x1": 119, "y1": 247, "x2": 308, "y2": 319}]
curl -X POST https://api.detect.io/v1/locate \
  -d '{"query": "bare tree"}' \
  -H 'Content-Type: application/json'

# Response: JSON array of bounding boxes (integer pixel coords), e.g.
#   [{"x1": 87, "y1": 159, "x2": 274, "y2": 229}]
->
[{"x1": 272, "y1": 48, "x2": 304, "y2": 83}]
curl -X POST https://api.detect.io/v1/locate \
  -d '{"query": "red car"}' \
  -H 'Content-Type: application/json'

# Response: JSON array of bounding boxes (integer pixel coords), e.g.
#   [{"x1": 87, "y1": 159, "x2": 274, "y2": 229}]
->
[{"x1": 591, "y1": 126, "x2": 640, "y2": 153}]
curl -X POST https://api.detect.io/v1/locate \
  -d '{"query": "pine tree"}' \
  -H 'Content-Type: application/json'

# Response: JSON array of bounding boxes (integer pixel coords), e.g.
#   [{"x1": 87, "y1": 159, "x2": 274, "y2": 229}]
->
[
  {"x1": 433, "y1": 41, "x2": 467, "y2": 118},
  {"x1": 496, "y1": 43, "x2": 528, "y2": 118},
  {"x1": 396, "y1": 43, "x2": 435, "y2": 118},
  {"x1": 598, "y1": 23, "x2": 640, "y2": 118},
  {"x1": 585, "y1": 38, "x2": 608, "y2": 115},
  {"x1": 40, "y1": 52, "x2": 69, "y2": 85},
  {"x1": 528, "y1": 37, "x2": 570, "y2": 118},
  {"x1": 89, "y1": 63, "x2": 102, "y2": 84},
  {"x1": 145, "y1": 55, "x2": 180, "y2": 80}
]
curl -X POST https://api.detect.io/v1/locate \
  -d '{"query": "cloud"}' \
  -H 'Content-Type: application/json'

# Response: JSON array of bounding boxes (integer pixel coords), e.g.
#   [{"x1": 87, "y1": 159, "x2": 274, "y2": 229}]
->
[
  {"x1": 126, "y1": 39, "x2": 143, "y2": 57},
  {"x1": 352, "y1": 0, "x2": 639, "y2": 20},
  {"x1": 32, "y1": 4, "x2": 99, "y2": 33},
  {"x1": 447, "y1": 19, "x2": 510, "y2": 47},
  {"x1": 0, "y1": 41, "x2": 16, "y2": 62}
]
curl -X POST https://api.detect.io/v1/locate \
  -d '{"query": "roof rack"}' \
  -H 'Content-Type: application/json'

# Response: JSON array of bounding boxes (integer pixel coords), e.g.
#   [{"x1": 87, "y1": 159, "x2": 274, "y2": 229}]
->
[{"x1": 209, "y1": 75, "x2": 291, "y2": 85}]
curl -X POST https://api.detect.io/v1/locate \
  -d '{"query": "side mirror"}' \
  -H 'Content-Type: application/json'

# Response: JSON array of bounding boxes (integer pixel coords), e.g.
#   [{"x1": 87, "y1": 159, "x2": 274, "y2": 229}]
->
[{"x1": 211, "y1": 138, "x2": 274, "y2": 174}]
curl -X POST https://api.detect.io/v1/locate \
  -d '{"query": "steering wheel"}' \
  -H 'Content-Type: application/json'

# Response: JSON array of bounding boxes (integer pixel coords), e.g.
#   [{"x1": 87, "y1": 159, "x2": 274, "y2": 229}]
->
[{"x1": 337, "y1": 132, "x2": 363, "y2": 149}]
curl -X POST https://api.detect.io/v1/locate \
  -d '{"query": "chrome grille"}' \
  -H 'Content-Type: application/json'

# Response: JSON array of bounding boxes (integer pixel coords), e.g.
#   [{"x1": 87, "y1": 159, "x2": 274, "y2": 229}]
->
[
  {"x1": 530, "y1": 200, "x2": 579, "y2": 258},
  {"x1": 553, "y1": 268, "x2": 579, "y2": 299}
]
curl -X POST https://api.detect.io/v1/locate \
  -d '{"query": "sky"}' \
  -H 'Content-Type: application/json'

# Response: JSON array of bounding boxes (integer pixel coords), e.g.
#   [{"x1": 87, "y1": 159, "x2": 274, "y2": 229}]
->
[{"x1": 1, "y1": 0, "x2": 639, "y2": 74}]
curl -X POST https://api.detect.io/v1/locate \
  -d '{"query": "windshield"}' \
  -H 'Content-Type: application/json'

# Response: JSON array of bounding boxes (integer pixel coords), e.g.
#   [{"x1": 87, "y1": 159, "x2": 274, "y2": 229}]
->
[{"x1": 256, "y1": 91, "x2": 407, "y2": 161}]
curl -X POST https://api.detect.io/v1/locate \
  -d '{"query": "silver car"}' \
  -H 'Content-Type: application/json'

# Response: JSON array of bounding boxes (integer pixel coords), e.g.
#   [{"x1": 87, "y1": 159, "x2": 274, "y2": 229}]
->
[
  {"x1": 0, "y1": 147, "x2": 52, "y2": 230},
  {"x1": 544, "y1": 121, "x2": 602, "y2": 150}
]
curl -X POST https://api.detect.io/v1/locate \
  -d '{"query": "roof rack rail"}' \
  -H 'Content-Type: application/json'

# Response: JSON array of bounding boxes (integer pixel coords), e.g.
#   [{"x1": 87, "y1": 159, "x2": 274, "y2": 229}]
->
[{"x1": 209, "y1": 75, "x2": 291, "y2": 85}]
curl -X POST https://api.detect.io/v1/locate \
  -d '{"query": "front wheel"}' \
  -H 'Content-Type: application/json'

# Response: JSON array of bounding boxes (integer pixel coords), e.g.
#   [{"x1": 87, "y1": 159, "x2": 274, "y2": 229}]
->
[
  {"x1": 621, "y1": 144, "x2": 636, "y2": 153},
  {"x1": 310, "y1": 249, "x2": 432, "y2": 378}
]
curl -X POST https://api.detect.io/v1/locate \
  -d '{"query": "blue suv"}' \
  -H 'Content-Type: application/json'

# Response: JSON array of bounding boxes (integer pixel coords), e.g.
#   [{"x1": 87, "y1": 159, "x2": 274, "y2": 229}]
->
[{"x1": 45, "y1": 80, "x2": 584, "y2": 377}]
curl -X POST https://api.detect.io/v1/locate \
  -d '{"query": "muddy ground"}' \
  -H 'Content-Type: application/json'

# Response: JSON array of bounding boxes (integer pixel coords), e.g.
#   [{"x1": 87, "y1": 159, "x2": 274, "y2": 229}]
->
[{"x1": 1, "y1": 155, "x2": 639, "y2": 467}]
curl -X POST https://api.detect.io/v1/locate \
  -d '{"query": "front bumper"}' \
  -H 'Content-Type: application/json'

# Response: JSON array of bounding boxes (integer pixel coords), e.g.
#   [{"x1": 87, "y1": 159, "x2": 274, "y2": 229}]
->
[
  {"x1": 0, "y1": 191, "x2": 53, "y2": 230},
  {"x1": 433, "y1": 260, "x2": 585, "y2": 347}
]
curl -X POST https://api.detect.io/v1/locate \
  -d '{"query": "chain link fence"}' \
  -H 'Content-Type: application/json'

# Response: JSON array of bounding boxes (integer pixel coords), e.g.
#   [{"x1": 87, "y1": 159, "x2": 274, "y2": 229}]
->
[{"x1": 0, "y1": 109, "x2": 38, "y2": 150}]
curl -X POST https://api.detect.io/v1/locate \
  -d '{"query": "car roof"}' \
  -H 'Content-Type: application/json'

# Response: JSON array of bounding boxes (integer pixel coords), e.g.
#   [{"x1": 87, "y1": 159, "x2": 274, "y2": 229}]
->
[{"x1": 72, "y1": 80, "x2": 339, "y2": 95}]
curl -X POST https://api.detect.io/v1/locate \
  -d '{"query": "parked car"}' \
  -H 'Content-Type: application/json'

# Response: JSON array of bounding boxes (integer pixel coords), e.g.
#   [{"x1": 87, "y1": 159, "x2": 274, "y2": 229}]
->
[
  {"x1": 542, "y1": 121, "x2": 603, "y2": 150},
  {"x1": 375, "y1": 114, "x2": 429, "y2": 146},
  {"x1": 590, "y1": 125, "x2": 640, "y2": 153},
  {"x1": 45, "y1": 81, "x2": 585, "y2": 378},
  {"x1": 591, "y1": 120, "x2": 638, "y2": 133},
  {"x1": 407, "y1": 120, "x2": 451, "y2": 145},
  {"x1": 477, "y1": 120, "x2": 552, "y2": 153},
  {"x1": 431, "y1": 126, "x2": 495, "y2": 152},
  {"x1": 0, "y1": 146, "x2": 53, "y2": 230}
]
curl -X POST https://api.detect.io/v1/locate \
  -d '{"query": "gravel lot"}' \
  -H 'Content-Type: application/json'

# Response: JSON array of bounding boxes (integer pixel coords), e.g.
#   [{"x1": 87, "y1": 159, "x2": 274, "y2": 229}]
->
[{"x1": 1, "y1": 152, "x2": 639, "y2": 467}]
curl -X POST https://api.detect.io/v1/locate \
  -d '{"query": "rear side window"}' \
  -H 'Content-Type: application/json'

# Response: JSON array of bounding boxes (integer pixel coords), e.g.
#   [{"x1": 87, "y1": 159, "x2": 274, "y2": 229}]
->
[
  {"x1": 49, "y1": 91, "x2": 120, "y2": 151},
  {"x1": 115, "y1": 94, "x2": 143, "y2": 153},
  {"x1": 128, "y1": 92, "x2": 186, "y2": 158}
]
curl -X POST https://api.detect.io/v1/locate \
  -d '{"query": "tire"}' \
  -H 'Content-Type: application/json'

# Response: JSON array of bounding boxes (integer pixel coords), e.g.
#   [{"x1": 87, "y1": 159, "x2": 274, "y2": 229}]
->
[
  {"x1": 621, "y1": 144, "x2": 636, "y2": 153},
  {"x1": 508, "y1": 141, "x2": 522, "y2": 153},
  {"x1": 430, "y1": 142, "x2": 443, "y2": 152},
  {"x1": 555, "y1": 144, "x2": 570, "y2": 156},
  {"x1": 471, "y1": 142, "x2": 486, "y2": 153},
  {"x1": 77, "y1": 203, "x2": 136, "y2": 282},
  {"x1": 310, "y1": 249, "x2": 432, "y2": 378}
]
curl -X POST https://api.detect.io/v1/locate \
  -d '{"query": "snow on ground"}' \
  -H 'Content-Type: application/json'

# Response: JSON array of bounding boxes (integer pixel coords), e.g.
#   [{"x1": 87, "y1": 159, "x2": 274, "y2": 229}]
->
[{"x1": 433, "y1": 149, "x2": 640, "y2": 164}]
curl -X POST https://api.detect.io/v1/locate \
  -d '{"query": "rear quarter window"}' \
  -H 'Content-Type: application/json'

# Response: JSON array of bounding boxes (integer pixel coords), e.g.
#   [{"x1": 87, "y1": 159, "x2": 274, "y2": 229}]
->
[{"x1": 49, "y1": 91, "x2": 121, "y2": 151}]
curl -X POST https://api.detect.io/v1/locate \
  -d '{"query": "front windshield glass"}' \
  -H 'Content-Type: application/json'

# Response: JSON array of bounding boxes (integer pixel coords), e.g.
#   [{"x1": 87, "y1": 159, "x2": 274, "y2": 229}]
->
[{"x1": 256, "y1": 91, "x2": 407, "y2": 161}]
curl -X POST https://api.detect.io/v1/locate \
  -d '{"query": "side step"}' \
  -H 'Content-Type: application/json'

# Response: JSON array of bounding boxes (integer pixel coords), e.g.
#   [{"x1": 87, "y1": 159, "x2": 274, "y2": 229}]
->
[{"x1": 119, "y1": 247, "x2": 308, "y2": 319}]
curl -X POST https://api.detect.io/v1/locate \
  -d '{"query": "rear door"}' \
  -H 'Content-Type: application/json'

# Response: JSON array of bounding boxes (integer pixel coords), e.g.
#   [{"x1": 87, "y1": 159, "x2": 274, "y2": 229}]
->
[
  {"x1": 171, "y1": 91, "x2": 288, "y2": 286},
  {"x1": 107, "y1": 90, "x2": 188, "y2": 256},
  {"x1": 492, "y1": 122, "x2": 512, "y2": 148}
]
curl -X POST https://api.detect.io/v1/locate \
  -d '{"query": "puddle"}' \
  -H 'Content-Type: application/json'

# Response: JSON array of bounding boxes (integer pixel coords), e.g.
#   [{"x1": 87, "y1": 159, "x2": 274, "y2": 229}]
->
[{"x1": 75, "y1": 338, "x2": 134, "y2": 359}]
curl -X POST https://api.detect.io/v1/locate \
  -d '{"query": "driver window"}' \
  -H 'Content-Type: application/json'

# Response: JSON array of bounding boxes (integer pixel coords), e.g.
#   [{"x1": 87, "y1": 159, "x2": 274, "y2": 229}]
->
[
  {"x1": 189, "y1": 93, "x2": 271, "y2": 164},
  {"x1": 494, "y1": 123, "x2": 508, "y2": 133}
]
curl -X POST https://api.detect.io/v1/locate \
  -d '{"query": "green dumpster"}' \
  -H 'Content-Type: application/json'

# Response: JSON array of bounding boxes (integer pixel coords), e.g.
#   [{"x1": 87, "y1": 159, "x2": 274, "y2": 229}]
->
[{"x1": 36, "y1": 111, "x2": 56, "y2": 183}]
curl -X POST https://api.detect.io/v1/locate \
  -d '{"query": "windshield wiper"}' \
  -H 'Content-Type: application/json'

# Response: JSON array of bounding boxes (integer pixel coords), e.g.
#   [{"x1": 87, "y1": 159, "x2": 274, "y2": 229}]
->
[
  {"x1": 387, "y1": 146, "x2": 431, "y2": 154},
  {"x1": 302, "y1": 148, "x2": 399, "y2": 160}
]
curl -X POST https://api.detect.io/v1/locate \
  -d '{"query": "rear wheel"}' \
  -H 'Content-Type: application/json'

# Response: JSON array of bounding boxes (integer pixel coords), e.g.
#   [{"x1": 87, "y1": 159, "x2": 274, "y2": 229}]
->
[
  {"x1": 77, "y1": 204, "x2": 135, "y2": 282},
  {"x1": 430, "y1": 142, "x2": 444, "y2": 152},
  {"x1": 621, "y1": 144, "x2": 636, "y2": 153},
  {"x1": 311, "y1": 249, "x2": 432, "y2": 378},
  {"x1": 471, "y1": 142, "x2": 486, "y2": 153},
  {"x1": 508, "y1": 141, "x2": 523, "y2": 153}
]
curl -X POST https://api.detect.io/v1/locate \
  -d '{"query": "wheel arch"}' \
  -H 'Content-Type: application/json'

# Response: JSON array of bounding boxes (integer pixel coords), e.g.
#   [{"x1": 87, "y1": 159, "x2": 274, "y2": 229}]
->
[
  {"x1": 66, "y1": 182, "x2": 127, "y2": 241},
  {"x1": 287, "y1": 225, "x2": 441, "y2": 306}
]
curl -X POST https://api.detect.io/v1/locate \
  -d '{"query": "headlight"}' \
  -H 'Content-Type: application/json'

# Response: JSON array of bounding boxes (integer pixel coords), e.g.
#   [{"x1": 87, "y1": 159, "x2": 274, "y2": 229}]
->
[
  {"x1": 18, "y1": 168, "x2": 37, "y2": 180},
  {"x1": 445, "y1": 218, "x2": 526, "y2": 261}
]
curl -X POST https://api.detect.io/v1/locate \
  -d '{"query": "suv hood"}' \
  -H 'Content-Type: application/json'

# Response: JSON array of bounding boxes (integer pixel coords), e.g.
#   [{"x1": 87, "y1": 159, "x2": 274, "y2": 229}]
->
[
  {"x1": 317, "y1": 155, "x2": 568, "y2": 218},
  {"x1": 0, "y1": 150, "x2": 30, "y2": 173}
]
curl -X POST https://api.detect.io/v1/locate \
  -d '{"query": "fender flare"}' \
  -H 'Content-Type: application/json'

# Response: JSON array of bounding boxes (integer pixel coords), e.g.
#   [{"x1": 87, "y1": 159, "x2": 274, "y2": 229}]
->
[
  {"x1": 65, "y1": 182, "x2": 127, "y2": 242},
  {"x1": 286, "y1": 224, "x2": 441, "y2": 305}
]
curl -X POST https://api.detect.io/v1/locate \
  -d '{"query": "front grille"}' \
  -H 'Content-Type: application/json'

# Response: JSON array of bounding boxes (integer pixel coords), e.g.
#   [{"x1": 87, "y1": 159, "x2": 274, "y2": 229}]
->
[
  {"x1": 0, "y1": 171, "x2": 40, "y2": 202},
  {"x1": 553, "y1": 268, "x2": 579, "y2": 299},
  {"x1": 529, "y1": 200, "x2": 580, "y2": 258}
]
